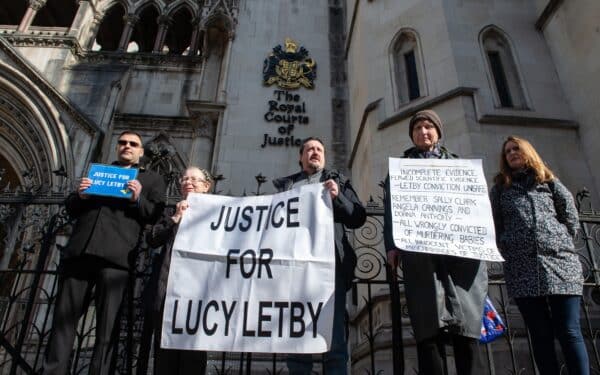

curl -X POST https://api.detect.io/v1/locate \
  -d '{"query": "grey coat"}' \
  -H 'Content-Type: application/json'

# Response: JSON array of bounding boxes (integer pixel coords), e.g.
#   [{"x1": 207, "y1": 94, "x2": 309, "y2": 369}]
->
[
  {"x1": 384, "y1": 146, "x2": 488, "y2": 341},
  {"x1": 490, "y1": 171, "x2": 583, "y2": 298}
]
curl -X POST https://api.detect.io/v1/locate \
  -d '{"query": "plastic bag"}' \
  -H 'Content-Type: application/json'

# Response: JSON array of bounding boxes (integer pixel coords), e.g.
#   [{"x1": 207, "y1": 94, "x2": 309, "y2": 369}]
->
[{"x1": 480, "y1": 296, "x2": 505, "y2": 344}]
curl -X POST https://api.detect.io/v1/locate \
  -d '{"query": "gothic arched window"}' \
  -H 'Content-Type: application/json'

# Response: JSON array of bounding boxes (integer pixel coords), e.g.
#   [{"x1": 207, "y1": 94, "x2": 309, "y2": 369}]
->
[
  {"x1": 0, "y1": 2, "x2": 27, "y2": 25},
  {"x1": 481, "y1": 27, "x2": 528, "y2": 109},
  {"x1": 164, "y1": 6, "x2": 193, "y2": 55},
  {"x1": 130, "y1": 4, "x2": 159, "y2": 53},
  {"x1": 95, "y1": 3, "x2": 126, "y2": 51},
  {"x1": 391, "y1": 29, "x2": 426, "y2": 106},
  {"x1": 32, "y1": 0, "x2": 77, "y2": 27}
]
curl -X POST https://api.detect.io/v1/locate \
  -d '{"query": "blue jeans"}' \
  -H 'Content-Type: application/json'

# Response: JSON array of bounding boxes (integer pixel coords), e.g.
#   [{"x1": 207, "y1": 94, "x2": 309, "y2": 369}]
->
[
  {"x1": 287, "y1": 273, "x2": 348, "y2": 374},
  {"x1": 516, "y1": 295, "x2": 589, "y2": 375}
]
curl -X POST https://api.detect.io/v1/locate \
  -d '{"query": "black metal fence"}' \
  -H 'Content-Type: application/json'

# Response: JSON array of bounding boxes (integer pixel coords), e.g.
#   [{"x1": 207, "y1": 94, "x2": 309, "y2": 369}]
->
[{"x1": 1, "y1": 183, "x2": 600, "y2": 374}]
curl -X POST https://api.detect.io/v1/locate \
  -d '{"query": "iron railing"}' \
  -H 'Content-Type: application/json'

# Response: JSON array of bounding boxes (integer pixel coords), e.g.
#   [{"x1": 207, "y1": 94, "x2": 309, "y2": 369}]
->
[{"x1": 1, "y1": 182, "x2": 600, "y2": 374}]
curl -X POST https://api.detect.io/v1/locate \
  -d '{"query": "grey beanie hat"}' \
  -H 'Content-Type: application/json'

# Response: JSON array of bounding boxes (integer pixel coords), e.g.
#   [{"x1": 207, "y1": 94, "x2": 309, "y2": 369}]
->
[{"x1": 408, "y1": 109, "x2": 443, "y2": 141}]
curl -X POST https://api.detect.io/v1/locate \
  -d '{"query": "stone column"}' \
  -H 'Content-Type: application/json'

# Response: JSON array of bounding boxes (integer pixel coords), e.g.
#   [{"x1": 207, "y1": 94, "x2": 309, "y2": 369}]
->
[
  {"x1": 188, "y1": 114, "x2": 217, "y2": 169},
  {"x1": 117, "y1": 14, "x2": 138, "y2": 52},
  {"x1": 152, "y1": 15, "x2": 171, "y2": 53},
  {"x1": 216, "y1": 34, "x2": 234, "y2": 103},
  {"x1": 84, "y1": 12, "x2": 104, "y2": 50},
  {"x1": 69, "y1": 0, "x2": 92, "y2": 37},
  {"x1": 17, "y1": 0, "x2": 46, "y2": 33},
  {"x1": 196, "y1": 29, "x2": 208, "y2": 93},
  {"x1": 188, "y1": 17, "x2": 201, "y2": 56}
]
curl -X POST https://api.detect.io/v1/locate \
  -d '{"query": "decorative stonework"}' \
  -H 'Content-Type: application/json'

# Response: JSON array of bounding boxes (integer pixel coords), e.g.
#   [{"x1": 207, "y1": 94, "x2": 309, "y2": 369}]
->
[
  {"x1": 28, "y1": 0, "x2": 47, "y2": 11},
  {"x1": 146, "y1": 138, "x2": 177, "y2": 160},
  {"x1": 263, "y1": 38, "x2": 317, "y2": 90},
  {"x1": 74, "y1": 50, "x2": 204, "y2": 70},
  {"x1": 3, "y1": 34, "x2": 77, "y2": 49},
  {"x1": 328, "y1": 1, "x2": 349, "y2": 172},
  {"x1": 0, "y1": 38, "x2": 99, "y2": 136},
  {"x1": 112, "y1": 113, "x2": 219, "y2": 143},
  {"x1": 0, "y1": 203, "x2": 16, "y2": 224},
  {"x1": 113, "y1": 114, "x2": 194, "y2": 132},
  {"x1": 201, "y1": 0, "x2": 239, "y2": 39},
  {"x1": 191, "y1": 114, "x2": 218, "y2": 140},
  {"x1": 0, "y1": 98, "x2": 48, "y2": 188}
]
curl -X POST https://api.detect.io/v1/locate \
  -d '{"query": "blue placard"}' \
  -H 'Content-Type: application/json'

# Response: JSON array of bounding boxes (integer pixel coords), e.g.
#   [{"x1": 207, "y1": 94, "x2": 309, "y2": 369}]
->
[{"x1": 85, "y1": 164, "x2": 139, "y2": 199}]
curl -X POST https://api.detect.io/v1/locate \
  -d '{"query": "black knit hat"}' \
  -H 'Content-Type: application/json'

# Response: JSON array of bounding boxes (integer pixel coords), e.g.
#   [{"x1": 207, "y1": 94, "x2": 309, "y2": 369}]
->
[{"x1": 408, "y1": 110, "x2": 443, "y2": 142}]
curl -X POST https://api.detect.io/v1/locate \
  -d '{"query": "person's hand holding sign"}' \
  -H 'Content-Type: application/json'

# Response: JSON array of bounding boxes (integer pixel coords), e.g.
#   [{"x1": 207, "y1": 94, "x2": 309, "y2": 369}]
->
[
  {"x1": 127, "y1": 179, "x2": 143, "y2": 202},
  {"x1": 171, "y1": 200, "x2": 189, "y2": 224},
  {"x1": 78, "y1": 178, "x2": 92, "y2": 199},
  {"x1": 323, "y1": 179, "x2": 339, "y2": 200}
]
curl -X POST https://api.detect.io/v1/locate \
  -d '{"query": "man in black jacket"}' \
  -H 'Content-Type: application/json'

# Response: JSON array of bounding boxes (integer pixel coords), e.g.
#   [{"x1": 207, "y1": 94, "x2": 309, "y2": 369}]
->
[
  {"x1": 273, "y1": 137, "x2": 366, "y2": 375},
  {"x1": 43, "y1": 131, "x2": 166, "y2": 375}
]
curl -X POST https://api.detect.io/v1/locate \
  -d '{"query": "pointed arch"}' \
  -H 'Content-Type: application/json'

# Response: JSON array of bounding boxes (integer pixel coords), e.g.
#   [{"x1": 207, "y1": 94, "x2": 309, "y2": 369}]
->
[
  {"x1": 201, "y1": 13, "x2": 234, "y2": 40},
  {"x1": 32, "y1": 0, "x2": 77, "y2": 28},
  {"x1": 131, "y1": 2, "x2": 161, "y2": 53},
  {"x1": 389, "y1": 28, "x2": 427, "y2": 107},
  {"x1": 164, "y1": 4, "x2": 194, "y2": 55},
  {"x1": 144, "y1": 133, "x2": 186, "y2": 198},
  {"x1": 95, "y1": 2, "x2": 127, "y2": 51},
  {"x1": 0, "y1": 61, "x2": 74, "y2": 190},
  {"x1": 479, "y1": 25, "x2": 529, "y2": 109},
  {"x1": 165, "y1": 0, "x2": 200, "y2": 19},
  {"x1": 97, "y1": 0, "x2": 130, "y2": 15},
  {"x1": 202, "y1": 16, "x2": 229, "y2": 57}
]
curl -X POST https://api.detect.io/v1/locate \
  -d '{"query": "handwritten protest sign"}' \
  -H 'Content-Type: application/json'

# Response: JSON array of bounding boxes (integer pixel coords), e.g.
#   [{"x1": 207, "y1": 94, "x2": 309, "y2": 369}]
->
[
  {"x1": 84, "y1": 164, "x2": 137, "y2": 199},
  {"x1": 388, "y1": 158, "x2": 503, "y2": 262},
  {"x1": 162, "y1": 184, "x2": 335, "y2": 353}
]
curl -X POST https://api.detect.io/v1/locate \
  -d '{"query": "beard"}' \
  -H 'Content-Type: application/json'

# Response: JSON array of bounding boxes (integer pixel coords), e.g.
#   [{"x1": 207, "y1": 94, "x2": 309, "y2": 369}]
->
[{"x1": 306, "y1": 160, "x2": 323, "y2": 172}]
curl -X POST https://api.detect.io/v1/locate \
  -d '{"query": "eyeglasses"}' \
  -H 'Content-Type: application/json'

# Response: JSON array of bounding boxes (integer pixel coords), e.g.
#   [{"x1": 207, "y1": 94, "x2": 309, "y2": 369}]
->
[
  {"x1": 179, "y1": 176, "x2": 206, "y2": 184},
  {"x1": 117, "y1": 140, "x2": 141, "y2": 148}
]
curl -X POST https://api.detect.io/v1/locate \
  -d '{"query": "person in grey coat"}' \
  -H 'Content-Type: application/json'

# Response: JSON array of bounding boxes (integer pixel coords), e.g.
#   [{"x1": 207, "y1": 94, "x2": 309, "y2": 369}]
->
[
  {"x1": 490, "y1": 135, "x2": 589, "y2": 375},
  {"x1": 384, "y1": 110, "x2": 487, "y2": 375}
]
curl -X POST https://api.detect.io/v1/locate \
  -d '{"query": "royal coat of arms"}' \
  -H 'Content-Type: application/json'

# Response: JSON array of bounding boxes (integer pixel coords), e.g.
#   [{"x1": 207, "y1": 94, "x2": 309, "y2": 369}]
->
[{"x1": 263, "y1": 38, "x2": 317, "y2": 89}]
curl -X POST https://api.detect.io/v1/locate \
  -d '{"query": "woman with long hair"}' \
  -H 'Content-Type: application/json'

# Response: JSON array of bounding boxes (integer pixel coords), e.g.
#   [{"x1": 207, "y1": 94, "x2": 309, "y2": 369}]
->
[{"x1": 490, "y1": 135, "x2": 589, "y2": 375}]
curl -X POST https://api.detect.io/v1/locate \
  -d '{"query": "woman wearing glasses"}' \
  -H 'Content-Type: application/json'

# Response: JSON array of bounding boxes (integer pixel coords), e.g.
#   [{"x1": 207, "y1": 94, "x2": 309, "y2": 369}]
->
[
  {"x1": 147, "y1": 166, "x2": 213, "y2": 375},
  {"x1": 490, "y1": 136, "x2": 589, "y2": 375}
]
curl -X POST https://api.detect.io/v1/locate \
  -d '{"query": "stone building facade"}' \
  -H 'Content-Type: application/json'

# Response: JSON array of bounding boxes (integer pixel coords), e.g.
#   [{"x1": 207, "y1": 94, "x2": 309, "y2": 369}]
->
[
  {"x1": 0, "y1": 0, "x2": 349, "y2": 197},
  {"x1": 346, "y1": 0, "x2": 600, "y2": 372},
  {"x1": 0, "y1": 0, "x2": 598, "y2": 373},
  {"x1": 346, "y1": 0, "x2": 600, "y2": 202}
]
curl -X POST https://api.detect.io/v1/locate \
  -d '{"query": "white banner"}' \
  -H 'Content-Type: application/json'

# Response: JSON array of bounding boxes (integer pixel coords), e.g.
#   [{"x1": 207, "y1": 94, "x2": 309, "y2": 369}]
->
[
  {"x1": 389, "y1": 158, "x2": 503, "y2": 262},
  {"x1": 161, "y1": 184, "x2": 336, "y2": 353}
]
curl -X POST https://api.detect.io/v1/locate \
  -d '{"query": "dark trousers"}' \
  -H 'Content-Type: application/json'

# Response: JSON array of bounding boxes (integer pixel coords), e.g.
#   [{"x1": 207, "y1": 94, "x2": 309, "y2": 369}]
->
[
  {"x1": 152, "y1": 302, "x2": 207, "y2": 375},
  {"x1": 42, "y1": 257, "x2": 129, "y2": 375},
  {"x1": 286, "y1": 271, "x2": 348, "y2": 374},
  {"x1": 516, "y1": 295, "x2": 589, "y2": 375},
  {"x1": 416, "y1": 334, "x2": 485, "y2": 375}
]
